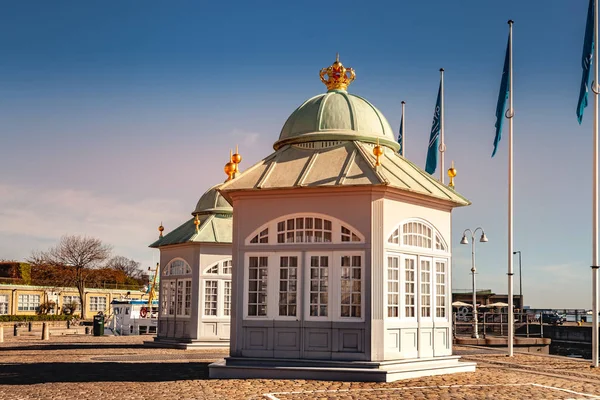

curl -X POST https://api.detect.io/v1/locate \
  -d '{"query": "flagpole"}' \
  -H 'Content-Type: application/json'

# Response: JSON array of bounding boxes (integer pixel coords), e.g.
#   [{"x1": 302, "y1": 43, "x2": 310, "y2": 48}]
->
[
  {"x1": 401, "y1": 101, "x2": 406, "y2": 157},
  {"x1": 439, "y1": 68, "x2": 445, "y2": 184},
  {"x1": 507, "y1": 19, "x2": 515, "y2": 358},
  {"x1": 592, "y1": 0, "x2": 599, "y2": 369}
]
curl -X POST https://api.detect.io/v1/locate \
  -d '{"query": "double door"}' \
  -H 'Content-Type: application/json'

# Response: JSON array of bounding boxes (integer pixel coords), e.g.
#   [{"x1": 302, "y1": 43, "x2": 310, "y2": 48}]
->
[{"x1": 386, "y1": 253, "x2": 449, "y2": 358}]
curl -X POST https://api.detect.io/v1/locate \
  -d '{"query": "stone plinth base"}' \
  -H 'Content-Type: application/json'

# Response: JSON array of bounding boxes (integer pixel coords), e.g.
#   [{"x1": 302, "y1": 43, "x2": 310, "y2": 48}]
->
[
  {"x1": 144, "y1": 337, "x2": 229, "y2": 350},
  {"x1": 209, "y1": 356, "x2": 476, "y2": 382}
]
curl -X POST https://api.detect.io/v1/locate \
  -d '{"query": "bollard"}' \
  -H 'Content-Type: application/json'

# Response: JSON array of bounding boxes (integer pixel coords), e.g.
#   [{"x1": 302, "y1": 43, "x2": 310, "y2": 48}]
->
[
  {"x1": 13, "y1": 323, "x2": 18, "y2": 337},
  {"x1": 0, "y1": 325, "x2": 3, "y2": 343},
  {"x1": 28, "y1": 321, "x2": 32, "y2": 332},
  {"x1": 85, "y1": 326, "x2": 90, "y2": 335},
  {"x1": 41, "y1": 322, "x2": 50, "y2": 341}
]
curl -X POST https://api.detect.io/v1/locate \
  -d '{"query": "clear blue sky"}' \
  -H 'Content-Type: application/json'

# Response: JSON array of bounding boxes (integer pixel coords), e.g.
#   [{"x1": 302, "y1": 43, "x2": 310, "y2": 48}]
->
[{"x1": 0, "y1": 1, "x2": 593, "y2": 308}]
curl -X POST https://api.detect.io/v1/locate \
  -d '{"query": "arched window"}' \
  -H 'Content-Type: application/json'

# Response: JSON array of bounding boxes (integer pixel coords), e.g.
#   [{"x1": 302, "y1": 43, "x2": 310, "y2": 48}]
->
[
  {"x1": 245, "y1": 213, "x2": 364, "y2": 245},
  {"x1": 387, "y1": 219, "x2": 447, "y2": 252},
  {"x1": 204, "y1": 259, "x2": 233, "y2": 275},
  {"x1": 163, "y1": 259, "x2": 192, "y2": 276}
]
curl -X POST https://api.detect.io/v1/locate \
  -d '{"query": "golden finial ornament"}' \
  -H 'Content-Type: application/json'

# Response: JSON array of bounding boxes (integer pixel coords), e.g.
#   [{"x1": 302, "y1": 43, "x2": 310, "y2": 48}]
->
[
  {"x1": 319, "y1": 53, "x2": 355, "y2": 91},
  {"x1": 224, "y1": 149, "x2": 236, "y2": 181},
  {"x1": 373, "y1": 138, "x2": 384, "y2": 167},
  {"x1": 448, "y1": 161, "x2": 457, "y2": 188},
  {"x1": 194, "y1": 214, "x2": 200, "y2": 233},
  {"x1": 158, "y1": 222, "x2": 164, "y2": 238},
  {"x1": 232, "y1": 144, "x2": 242, "y2": 173}
]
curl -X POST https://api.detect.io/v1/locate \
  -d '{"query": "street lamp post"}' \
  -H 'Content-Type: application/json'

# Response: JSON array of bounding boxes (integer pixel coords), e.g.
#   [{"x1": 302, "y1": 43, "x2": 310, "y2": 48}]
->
[
  {"x1": 513, "y1": 251, "x2": 522, "y2": 310},
  {"x1": 461, "y1": 228, "x2": 489, "y2": 339}
]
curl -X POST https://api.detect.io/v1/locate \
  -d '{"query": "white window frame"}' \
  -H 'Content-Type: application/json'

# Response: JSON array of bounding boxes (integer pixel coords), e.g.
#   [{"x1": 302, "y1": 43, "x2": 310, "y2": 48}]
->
[
  {"x1": 434, "y1": 258, "x2": 449, "y2": 321},
  {"x1": 386, "y1": 218, "x2": 448, "y2": 253},
  {"x1": 242, "y1": 251, "x2": 364, "y2": 322},
  {"x1": 89, "y1": 296, "x2": 107, "y2": 313},
  {"x1": 245, "y1": 213, "x2": 365, "y2": 246},
  {"x1": 386, "y1": 255, "x2": 400, "y2": 318},
  {"x1": 419, "y1": 257, "x2": 433, "y2": 320},
  {"x1": 244, "y1": 253, "x2": 270, "y2": 319},
  {"x1": 163, "y1": 258, "x2": 192, "y2": 276},
  {"x1": 62, "y1": 295, "x2": 81, "y2": 312},
  {"x1": 0, "y1": 294, "x2": 8, "y2": 315},
  {"x1": 403, "y1": 255, "x2": 418, "y2": 320},
  {"x1": 201, "y1": 258, "x2": 233, "y2": 318},
  {"x1": 203, "y1": 259, "x2": 233, "y2": 276},
  {"x1": 304, "y1": 251, "x2": 331, "y2": 321},
  {"x1": 18, "y1": 294, "x2": 40, "y2": 311},
  {"x1": 338, "y1": 252, "x2": 363, "y2": 319},
  {"x1": 276, "y1": 253, "x2": 300, "y2": 320}
]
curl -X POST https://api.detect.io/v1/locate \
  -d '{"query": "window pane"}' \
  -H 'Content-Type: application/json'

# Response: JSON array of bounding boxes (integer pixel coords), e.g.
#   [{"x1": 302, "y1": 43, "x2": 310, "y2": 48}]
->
[
  {"x1": 278, "y1": 256, "x2": 298, "y2": 317},
  {"x1": 309, "y1": 255, "x2": 329, "y2": 317},
  {"x1": 248, "y1": 256, "x2": 268, "y2": 317},
  {"x1": 340, "y1": 254, "x2": 361, "y2": 318}
]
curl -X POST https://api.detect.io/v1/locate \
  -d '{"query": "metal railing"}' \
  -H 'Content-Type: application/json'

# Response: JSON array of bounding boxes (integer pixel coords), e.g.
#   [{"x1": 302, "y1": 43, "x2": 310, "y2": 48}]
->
[{"x1": 453, "y1": 311, "x2": 545, "y2": 339}]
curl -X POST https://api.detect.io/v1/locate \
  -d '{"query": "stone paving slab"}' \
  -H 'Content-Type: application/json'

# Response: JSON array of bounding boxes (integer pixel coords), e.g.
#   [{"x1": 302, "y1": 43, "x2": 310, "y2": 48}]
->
[{"x1": 2, "y1": 335, "x2": 600, "y2": 399}]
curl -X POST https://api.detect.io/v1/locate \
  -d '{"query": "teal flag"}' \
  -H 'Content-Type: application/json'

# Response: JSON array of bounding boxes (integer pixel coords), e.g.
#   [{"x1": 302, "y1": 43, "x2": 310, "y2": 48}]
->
[
  {"x1": 398, "y1": 113, "x2": 404, "y2": 156},
  {"x1": 577, "y1": 0, "x2": 595, "y2": 124},
  {"x1": 493, "y1": 37, "x2": 510, "y2": 158},
  {"x1": 425, "y1": 82, "x2": 441, "y2": 174}
]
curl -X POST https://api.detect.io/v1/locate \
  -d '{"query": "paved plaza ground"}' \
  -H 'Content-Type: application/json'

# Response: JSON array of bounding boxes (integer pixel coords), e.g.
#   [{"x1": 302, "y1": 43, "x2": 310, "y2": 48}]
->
[{"x1": 3, "y1": 334, "x2": 600, "y2": 399}]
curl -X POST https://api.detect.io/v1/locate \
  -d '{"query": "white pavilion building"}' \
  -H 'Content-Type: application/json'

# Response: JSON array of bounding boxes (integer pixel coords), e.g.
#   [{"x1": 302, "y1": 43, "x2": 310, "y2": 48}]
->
[
  {"x1": 209, "y1": 57, "x2": 476, "y2": 381},
  {"x1": 149, "y1": 184, "x2": 233, "y2": 348}
]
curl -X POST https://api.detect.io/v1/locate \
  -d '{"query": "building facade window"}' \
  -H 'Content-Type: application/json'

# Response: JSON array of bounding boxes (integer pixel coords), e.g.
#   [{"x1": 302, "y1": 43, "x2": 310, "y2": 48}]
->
[
  {"x1": 201, "y1": 259, "x2": 232, "y2": 318},
  {"x1": 435, "y1": 261, "x2": 447, "y2": 318},
  {"x1": 341, "y1": 226, "x2": 361, "y2": 242},
  {"x1": 244, "y1": 252, "x2": 364, "y2": 321},
  {"x1": 0, "y1": 295, "x2": 8, "y2": 315},
  {"x1": 387, "y1": 219, "x2": 448, "y2": 253},
  {"x1": 277, "y1": 217, "x2": 332, "y2": 244},
  {"x1": 387, "y1": 256, "x2": 399, "y2": 318},
  {"x1": 164, "y1": 259, "x2": 192, "y2": 276},
  {"x1": 420, "y1": 259, "x2": 431, "y2": 318},
  {"x1": 246, "y1": 213, "x2": 364, "y2": 246},
  {"x1": 18, "y1": 294, "x2": 40, "y2": 311},
  {"x1": 89, "y1": 296, "x2": 106, "y2": 313},
  {"x1": 250, "y1": 228, "x2": 269, "y2": 244},
  {"x1": 278, "y1": 255, "x2": 298, "y2": 317},
  {"x1": 224, "y1": 281, "x2": 232, "y2": 316},
  {"x1": 405, "y1": 258, "x2": 416, "y2": 318},
  {"x1": 247, "y1": 256, "x2": 268, "y2": 317},
  {"x1": 204, "y1": 280, "x2": 218, "y2": 316},
  {"x1": 222, "y1": 260, "x2": 233, "y2": 274},
  {"x1": 309, "y1": 255, "x2": 329, "y2": 317},
  {"x1": 161, "y1": 279, "x2": 192, "y2": 317},
  {"x1": 62, "y1": 295, "x2": 81, "y2": 311},
  {"x1": 340, "y1": 255, "x2": 362, "y2": 318}
]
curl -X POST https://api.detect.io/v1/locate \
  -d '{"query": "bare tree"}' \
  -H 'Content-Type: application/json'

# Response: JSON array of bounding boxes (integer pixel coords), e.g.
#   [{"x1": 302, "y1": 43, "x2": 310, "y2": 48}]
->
[
  {"x1": 106, "y1": 256, "x2": 142, "y2": 279},
  {"x1": 28, "y1": 235, "x2": 112, "y2": 319}
]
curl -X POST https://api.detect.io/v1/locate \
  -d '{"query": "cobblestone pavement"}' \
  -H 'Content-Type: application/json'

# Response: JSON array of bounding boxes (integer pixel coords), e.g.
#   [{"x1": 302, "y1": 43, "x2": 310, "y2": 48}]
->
[{"x1": 2, "y1": 335, "x2": 600, "y2": 399}]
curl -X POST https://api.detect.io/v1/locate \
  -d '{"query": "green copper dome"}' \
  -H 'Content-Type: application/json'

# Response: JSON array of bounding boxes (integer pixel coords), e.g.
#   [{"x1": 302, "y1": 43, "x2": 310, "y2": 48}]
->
[
  {"x1": 274, "y1": 90, "x2": 399, "y2": 151},
  {"x1": 192, "y1": 184, "x2": 232, "y2": 216}
]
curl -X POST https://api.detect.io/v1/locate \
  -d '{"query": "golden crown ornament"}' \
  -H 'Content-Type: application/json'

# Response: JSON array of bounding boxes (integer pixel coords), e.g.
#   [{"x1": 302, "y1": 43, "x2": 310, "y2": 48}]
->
[{"x1": 320, "y1": 53, "x2": 355, "y2": 91}]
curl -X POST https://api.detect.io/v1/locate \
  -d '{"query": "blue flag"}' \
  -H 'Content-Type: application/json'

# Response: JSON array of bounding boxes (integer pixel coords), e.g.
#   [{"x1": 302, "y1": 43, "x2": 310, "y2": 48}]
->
[
  {"x1": 577, "y1": 0, "x2": 595, "y2": 124},
  {"x1": 398, "y1": 113, "x2": 404, "y2": 156},
  {"x1": 493, "y1": 37, "x2": 510, "y2": 158},
  {"x1": 425, "y1": 82, "x2": 441, "y2": 174}
]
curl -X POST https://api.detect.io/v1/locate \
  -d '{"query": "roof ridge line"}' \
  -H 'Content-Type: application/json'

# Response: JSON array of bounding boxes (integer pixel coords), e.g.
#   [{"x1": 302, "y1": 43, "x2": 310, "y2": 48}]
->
[{"x1": 352, "y1": 141, "x2": 389, "y2": 185}]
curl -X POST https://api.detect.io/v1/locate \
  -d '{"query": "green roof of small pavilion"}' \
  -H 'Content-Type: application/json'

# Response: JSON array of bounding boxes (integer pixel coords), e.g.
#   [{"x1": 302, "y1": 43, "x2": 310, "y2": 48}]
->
[{"x1": 149, "y1": 184, "x2": 232, "y2": 248}]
